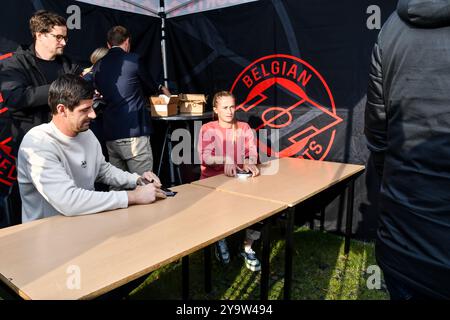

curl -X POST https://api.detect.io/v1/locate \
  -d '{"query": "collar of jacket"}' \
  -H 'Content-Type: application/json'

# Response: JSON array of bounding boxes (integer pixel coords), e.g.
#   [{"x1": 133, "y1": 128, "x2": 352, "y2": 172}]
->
[
  {"x1": 13, "y1": 44, "x2": 75, "y2": 85},
  {"x1": 15, "y1": 44, "x2": 69, "y2": 66},
  {"x1": 109, "y1": 47, "x2": 126, "y2": 53}
]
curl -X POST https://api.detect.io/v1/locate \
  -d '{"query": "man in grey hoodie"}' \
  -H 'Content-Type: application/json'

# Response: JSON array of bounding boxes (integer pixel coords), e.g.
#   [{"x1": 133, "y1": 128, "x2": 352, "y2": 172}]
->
[
  {"x1": 365, "y1": 0, "x2": 450, "y2": 299},
  {"x1": 18, "y1": 75, "x2": 166, "y2": 222}
]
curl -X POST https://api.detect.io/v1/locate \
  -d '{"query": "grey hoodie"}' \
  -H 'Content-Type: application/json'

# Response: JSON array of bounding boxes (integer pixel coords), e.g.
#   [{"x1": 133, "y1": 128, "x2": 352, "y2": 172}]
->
[{"x1": 398, "y1": 0, "x2": 450, "y2": 27}]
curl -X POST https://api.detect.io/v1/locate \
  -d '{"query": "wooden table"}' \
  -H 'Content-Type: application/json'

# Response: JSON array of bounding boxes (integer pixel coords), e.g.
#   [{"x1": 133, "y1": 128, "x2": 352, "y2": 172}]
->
[
  {"x1": 0, "y1": 184, "x2": 286, "y2": 300},
  {"x1": 192, "y1": 157, "x2": 365, "y2": 299}
]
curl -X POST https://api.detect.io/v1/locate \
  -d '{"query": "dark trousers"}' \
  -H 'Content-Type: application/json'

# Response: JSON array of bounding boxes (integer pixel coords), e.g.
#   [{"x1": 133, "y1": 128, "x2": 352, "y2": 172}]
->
[{"x1": 383, "y1": 272, "x2": 436, "y2": 300}]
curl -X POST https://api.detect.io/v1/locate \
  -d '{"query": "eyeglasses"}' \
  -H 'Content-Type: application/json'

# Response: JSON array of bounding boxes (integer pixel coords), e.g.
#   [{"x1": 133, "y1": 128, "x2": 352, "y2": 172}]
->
[{"x1": 46, "y1": 33, "x2": 68, "y2": 42}]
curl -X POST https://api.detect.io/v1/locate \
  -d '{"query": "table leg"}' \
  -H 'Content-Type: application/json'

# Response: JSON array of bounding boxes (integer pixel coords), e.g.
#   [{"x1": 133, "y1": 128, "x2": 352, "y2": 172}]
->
[
  {"x1": 182, "y1": 256, "x2": 189, "y2": 300},
  {"x1": 204, "y1": 245, "x2": 212, "y2": 293},
  {"x1": 344, "y1": 179, "x2": 355, "y2": 255},
  {"x1": 166, "y1": 123, "x2": 176, "y2": 187},
  {"x1": 157, "y1": 123, "x2": 170, "y2": 177},
  {"x1": 320, "y1": 207, "x2": 326, "y2": 232},
  {"x1": 175, "y1": 162, "x2": 182, "y2": 185},
  {"x1": 284, "y1": 206, "x2": 295, "y2": 300},
  {"x1": 260, "y1": 219, "x2": 270, "y2": 300},
  {"x1": 309, "y1": 219, "x2": 314, "y2": 230},
  {"x1": 0, "y1": 279, "x2": 21, "y2": 300}
]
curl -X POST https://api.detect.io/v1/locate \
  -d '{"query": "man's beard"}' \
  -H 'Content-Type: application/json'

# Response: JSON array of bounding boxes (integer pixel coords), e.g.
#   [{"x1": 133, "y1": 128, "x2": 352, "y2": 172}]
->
[{"x1": 77, "y1": 122, "x2": 90, "y2": 133}]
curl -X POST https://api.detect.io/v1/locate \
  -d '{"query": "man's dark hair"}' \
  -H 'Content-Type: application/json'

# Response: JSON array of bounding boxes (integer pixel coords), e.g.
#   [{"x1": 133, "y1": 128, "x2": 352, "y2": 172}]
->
[
  {"x1": 107, "y1": 25, "x2": 130, "y2": 47},
  {"x1": 48, "y1": 74, "x2": 94, "y2": 114},
  {"x1": 29, "y1": 10, "x2": 66, "y2": 40}
]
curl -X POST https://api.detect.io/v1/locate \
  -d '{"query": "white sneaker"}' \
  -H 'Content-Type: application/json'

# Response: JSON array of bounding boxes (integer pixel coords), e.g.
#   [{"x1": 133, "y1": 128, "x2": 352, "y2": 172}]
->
[{"x1": 241, "y1": 248, "x2": 261, "y2": 272}]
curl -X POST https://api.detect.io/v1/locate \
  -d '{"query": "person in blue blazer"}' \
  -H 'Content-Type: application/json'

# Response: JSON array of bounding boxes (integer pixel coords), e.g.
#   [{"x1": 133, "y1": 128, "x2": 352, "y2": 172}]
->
[{"x1": 93, "y1": 26, "x2": 170, "y2": 176}]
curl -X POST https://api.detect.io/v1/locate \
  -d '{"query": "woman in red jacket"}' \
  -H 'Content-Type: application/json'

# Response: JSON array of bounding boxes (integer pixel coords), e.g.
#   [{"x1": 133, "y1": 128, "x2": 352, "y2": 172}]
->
[{"x1": 198, "y1": 91, "x2": 261, "y2": 271}]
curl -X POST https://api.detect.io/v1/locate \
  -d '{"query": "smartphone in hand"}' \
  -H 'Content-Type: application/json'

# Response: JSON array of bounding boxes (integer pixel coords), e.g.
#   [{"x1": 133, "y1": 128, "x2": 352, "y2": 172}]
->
[{"x1": 161, "y1": 187, "x2": 177, "y2": 197}]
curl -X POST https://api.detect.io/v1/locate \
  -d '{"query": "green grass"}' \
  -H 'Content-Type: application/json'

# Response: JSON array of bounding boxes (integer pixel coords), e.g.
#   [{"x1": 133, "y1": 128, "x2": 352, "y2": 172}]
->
[
  {"x1": 129, "y1": 226, "x2": 389, "y2": 300},
  {"x1": 0, "y1": 225, "x2": 388, "y2": 300}
]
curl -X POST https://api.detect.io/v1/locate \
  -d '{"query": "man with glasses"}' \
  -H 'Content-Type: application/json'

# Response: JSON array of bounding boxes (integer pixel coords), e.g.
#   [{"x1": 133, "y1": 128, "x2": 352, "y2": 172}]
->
[{"x1": 0, "y1": 10, "x2": 81, "y2": 154}]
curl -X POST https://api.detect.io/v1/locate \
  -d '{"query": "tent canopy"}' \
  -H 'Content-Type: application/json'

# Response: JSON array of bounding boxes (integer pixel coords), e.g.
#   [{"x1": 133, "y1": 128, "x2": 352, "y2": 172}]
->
[{"x1": 76, "y1": 0, "x2": 259, "y2": 18}]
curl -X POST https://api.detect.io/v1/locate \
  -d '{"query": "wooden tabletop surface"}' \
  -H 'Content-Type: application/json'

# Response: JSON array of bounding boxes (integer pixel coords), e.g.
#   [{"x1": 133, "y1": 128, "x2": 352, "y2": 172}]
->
[
  {"x1": 0, "y1": 184, "x2": 286, "y2": 300},
  {"x1": 192, "y1": 158, "x2": 365, "y2": 207}
]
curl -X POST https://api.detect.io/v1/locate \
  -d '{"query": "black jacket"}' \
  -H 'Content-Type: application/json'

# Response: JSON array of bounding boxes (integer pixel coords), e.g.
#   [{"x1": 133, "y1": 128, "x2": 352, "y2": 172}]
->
[
  {"x1": 0, "y1": 45, "x2": 80, "y2": 153},
  {"x1": 93, "y1": 47, "x2": 159, "y2": 141},
  {"x1": 365, "y1": 0, "x2": 450, "y2": 298}
]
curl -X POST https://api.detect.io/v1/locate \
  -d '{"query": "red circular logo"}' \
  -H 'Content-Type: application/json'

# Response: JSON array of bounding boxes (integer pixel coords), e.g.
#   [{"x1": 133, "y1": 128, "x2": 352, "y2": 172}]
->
[{"x1": 231, "y1": 54, "x2": 342, "y2": 160}]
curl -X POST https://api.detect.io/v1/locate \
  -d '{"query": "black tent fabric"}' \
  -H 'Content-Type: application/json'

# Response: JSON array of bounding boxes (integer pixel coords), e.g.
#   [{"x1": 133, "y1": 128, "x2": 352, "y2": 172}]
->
[{"x1": 0, "y1": 0, "x2": 35, "y2": 54}]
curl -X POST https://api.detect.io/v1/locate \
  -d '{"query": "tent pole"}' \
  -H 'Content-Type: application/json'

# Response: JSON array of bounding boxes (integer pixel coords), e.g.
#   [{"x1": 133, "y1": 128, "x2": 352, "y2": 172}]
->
[{"x1": 159, "y1": 0, "x2": 169, "y2": 88}]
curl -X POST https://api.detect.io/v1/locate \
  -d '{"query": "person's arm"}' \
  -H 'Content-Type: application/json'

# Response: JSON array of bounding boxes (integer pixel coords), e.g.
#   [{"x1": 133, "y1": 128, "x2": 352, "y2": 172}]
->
[
  {"x1": 62, "y1": 55, "x2": 83, "y2": 76},
  {"x1": 70, "y1": 61, "x2": 83, "y2": 76},
  {"x1": 242, "y1": 124, "x2": 259, "y2": 176},
  {"x1": 97, "y1": 159, "x2": 142, "y2": 188},
  {"x1": 22, "y1": 147, "x2": 129, "y2": 216},
  {"x1": 96, "y1": 146, "x2": 166, "y2": 203},
  {"x1": 364, "y1": 39, "x2": 387, "y2": 177},
  {"x1": 127, "y1": 183, "x2": 162, "y2": 204},
  {"x1": 198, "y1": 125, "x2": 231, "y2": 166},
  {"x1": 137, "y1": 56, "x2": 162, "y2": 96},
  {"x1": 95, "y1": 141, "x2": 140, "y2": 189},
  {"x1": 243, "y1": 123, "x2": 258, "y2": 164},
  {"x1": 0, "y1": 63, "x2": 50, "y2": 112}
]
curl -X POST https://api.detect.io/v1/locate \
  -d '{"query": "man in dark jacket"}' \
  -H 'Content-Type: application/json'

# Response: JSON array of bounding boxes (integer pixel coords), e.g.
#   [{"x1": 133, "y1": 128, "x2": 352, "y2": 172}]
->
[
  {"x1": 0, "y1": 10, "x2": 80, "y2": 155},
  {"x1": 365, "y1": 0, "x2": 450, "y2": 299},
  {"x1": 94, "y1": 26, "x2": 170, "y2": 175}
]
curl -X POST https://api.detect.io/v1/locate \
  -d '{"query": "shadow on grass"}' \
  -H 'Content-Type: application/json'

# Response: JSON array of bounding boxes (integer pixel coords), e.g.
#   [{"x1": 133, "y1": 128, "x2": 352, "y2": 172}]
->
[{"x1": 128, "y1": 222, "x2": 389, "y2": 300}]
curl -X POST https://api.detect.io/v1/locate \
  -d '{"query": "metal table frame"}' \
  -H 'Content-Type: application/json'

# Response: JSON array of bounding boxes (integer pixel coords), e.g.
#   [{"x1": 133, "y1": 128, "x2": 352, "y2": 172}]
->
[{"x1": 153, "y1": 112, "x2": 214, "y2": 187}]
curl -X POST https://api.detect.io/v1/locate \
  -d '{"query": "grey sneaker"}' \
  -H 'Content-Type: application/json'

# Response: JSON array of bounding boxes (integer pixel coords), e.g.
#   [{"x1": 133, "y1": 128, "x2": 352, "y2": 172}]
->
[
  {"x1": 241, "y1": 248, "x2": 261, "y2": 272},
  {"x1": 215, "y1": 239, "x2": 230, "y2": 264}
]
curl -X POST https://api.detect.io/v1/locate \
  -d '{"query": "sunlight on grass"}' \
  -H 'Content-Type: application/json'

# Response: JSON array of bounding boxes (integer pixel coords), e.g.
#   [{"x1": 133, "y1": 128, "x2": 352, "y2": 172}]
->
[
  {"x1": 222, "y1": 237, "x2": 285, "y2": 300},
  {"x1": 126, "y1": 226, "x2": 389, "y2": 300},
  {"x1": 223, "y1": 268, "x2": 258, "y2": 300}
]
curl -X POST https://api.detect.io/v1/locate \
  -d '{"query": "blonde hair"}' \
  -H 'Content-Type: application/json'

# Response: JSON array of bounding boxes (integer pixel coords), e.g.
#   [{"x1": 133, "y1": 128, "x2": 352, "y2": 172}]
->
[
  {"x1": 82, "y1": 47, "x2": 108, "y2": 76},
  {"x1": 212, "y1": 91, "x2": 235, "y2": 108},
  {"x1": 90, "y1": 47, "x2": 108, "y2": 65},
  {"x1": 212, "y1": 91, "x2": 238, "y2": 143}
]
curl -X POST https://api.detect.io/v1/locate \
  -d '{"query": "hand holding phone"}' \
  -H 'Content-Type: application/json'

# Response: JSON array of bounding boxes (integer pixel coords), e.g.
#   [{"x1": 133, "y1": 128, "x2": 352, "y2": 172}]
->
[{"x1": 160, "y1": 187, "x2": 177, "y2": 197}]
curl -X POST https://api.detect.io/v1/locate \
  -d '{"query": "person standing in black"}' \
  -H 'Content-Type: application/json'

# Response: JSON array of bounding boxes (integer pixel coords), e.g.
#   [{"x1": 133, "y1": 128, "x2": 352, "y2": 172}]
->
[
  {"x1": 0, "y1": 10, "x2": 81, "y2": 154},
  {"x1": 365, "y1": 0, "x2": 450, "y2": 300}
]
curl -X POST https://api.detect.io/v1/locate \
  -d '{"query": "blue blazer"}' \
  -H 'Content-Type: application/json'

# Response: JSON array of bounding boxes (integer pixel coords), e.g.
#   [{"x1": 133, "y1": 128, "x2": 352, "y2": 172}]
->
[{"x1": 93, "y1": 47, "x2": 159, "y2": 141}]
